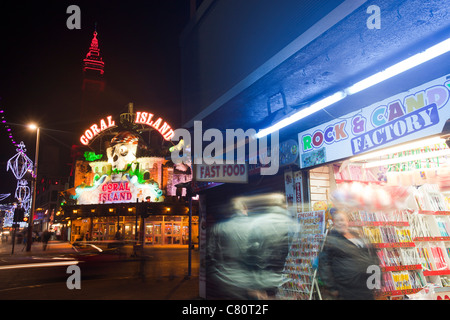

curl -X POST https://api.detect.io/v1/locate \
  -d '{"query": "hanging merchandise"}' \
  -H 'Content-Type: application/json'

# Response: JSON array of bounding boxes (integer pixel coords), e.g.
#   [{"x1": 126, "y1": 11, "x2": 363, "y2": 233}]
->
[{"x1": 277, "y1": 210, "x2": 327, "y2": 300}]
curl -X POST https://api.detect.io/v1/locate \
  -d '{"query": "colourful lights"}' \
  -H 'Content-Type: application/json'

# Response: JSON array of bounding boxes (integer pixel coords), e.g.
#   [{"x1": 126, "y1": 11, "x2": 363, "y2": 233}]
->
[
  {"x1": 0, "y1": 108, "x2": 17, "y2": 146},
  {"x1": 80, "y1": 111, "x2": 174, "y2": 146},
  {"x1": 135, "y1": 111, "x2": 174, "y2": 141},
  {"x1": 83, "y1": 31, "x2": 105, "y2": 75},
  {"x1": 80, "y1": 115, "x2": 116, "y2": 145}
]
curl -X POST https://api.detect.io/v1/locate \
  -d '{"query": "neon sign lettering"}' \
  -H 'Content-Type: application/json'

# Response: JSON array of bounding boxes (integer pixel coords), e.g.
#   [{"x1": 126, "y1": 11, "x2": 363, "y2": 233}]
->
[
  {"x1": 79, "y1": 111, "x2": 175, "y2": 145},
  {"x1": 135, "y1": 111, "x2": 174, "y2": 141},
  {"x1": 98, "y1": 181, "x2": 132, "y2": 203},
  {"x1": 80, "y1": 115, "x2": 116, "y2": 145}
]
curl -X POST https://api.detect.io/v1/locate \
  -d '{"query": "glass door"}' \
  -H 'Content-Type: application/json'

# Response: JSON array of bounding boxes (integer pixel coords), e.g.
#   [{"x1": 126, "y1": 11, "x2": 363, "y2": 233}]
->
[
  {"x1": 172, "y1": 223, "x2": 181, "y2": 244},
  {"x1": 153, "y1": 223, "x2": 162, "y2": 244},
  {"x1": 164, "y1": 222, "x2": 173, "y2": 244},
  {"x1": 145, "y1": 224, "x2": 153, "y2": 244}
]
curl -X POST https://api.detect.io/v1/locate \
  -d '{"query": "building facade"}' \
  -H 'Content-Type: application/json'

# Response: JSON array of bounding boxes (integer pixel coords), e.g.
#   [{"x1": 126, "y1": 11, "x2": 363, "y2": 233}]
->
[{"x1": 180, "y1": 0, "x2": 450, "y2": 299}]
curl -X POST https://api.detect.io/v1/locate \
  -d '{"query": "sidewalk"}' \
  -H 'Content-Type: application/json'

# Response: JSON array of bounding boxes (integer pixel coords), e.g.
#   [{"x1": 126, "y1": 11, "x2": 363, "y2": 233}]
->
[
  {"x1": 0, "y1": 240, "x2": 76, "y2": 264},
  {"x1": 0, "y1": 240, "x2": 197, "y2": 257}
]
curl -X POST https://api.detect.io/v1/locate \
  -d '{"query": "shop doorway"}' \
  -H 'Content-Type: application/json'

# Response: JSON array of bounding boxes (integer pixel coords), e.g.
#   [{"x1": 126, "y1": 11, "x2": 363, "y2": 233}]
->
[{"x1": 145, "y1": 222, "x2": 162, "y2": 244}]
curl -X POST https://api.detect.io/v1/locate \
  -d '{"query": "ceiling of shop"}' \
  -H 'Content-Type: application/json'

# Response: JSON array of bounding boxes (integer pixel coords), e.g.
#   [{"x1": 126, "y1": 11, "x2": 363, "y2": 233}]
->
[{"x1": 197, "y1": 0, "x2": 450, "y2": 141}]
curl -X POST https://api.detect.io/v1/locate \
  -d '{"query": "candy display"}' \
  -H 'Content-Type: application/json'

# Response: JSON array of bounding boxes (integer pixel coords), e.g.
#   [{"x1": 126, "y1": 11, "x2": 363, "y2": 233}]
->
[{"x1": 331, "y1": 182, "x2": 409, "y2": 211}]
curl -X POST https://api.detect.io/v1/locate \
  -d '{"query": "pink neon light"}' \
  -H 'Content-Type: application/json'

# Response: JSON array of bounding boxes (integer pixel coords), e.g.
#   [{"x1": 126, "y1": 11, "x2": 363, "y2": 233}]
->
[{"x1": 83, "y1": 30, "x2": 104, "y2": 75}]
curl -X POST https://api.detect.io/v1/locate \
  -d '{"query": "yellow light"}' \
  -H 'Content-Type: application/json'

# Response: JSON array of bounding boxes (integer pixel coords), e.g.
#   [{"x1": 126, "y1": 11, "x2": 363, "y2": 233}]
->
[
  {"x1": 28, "y1": 123, "x2": 38, "y2": 130},
  {"x1": 91, "y1": 209, "x2": 96, "y2": 213},
  {"x1": 109, "y1": 208, "x2": 114, "y2": 212},
  {"x1": 73, "y1": 210, "x2": 78, "y2": 213},
  {"x1": 128, "y1": 208, "x2": 133, "y2": 212},
  {"x1": 166, "y1": 207, "x2": 171, "y2": 212}
]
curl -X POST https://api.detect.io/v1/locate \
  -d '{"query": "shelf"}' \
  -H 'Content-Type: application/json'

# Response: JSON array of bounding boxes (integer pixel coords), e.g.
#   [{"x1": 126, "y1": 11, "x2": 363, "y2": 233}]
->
[
  {"x1": 418, "y1": 210, "x2": 450, "y2": 215},
  {"x1": 423, "y1": 269, "x2": 450, "y2": 276},
  {"x1": 376, "y1": 288, "x2": 422, "y2": 297},
  {"x1": 350, "y1": 221, "x2": 409, "y2": 227},
  {"x1": 373, "y1": 242, "x2": 416, "y2": 248},
  {"x1": 414, "y1": 236, "x2": 450, "y2": 242},
  {"x1": 335, "y1": 179, "x2": 384, "y2": 185},
  {"x1": 381, "y1": 264, "x2": 422, "y2": 272}
]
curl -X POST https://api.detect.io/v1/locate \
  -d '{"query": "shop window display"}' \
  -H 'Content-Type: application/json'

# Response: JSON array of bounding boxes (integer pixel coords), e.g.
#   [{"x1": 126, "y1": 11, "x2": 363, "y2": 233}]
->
[{"x1": 326, "y1": 138, "x2": 450, "y2": 299}]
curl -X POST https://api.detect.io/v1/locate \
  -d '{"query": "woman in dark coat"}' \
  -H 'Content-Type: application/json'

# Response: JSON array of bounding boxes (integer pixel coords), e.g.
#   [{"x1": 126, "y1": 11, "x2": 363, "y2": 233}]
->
[{"x1": 318, "y1": 211, "x2": 379, "y2": 300}]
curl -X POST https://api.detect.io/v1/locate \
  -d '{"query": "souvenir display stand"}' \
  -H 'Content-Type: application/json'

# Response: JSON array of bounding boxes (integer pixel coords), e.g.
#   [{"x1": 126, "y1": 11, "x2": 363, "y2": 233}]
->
[{"x1": 277, "y1": 210, "x2": 327, "y2": 300}]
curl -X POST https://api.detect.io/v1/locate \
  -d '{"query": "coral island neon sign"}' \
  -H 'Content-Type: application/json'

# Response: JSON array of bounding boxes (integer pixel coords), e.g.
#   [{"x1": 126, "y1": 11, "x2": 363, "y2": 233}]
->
[
  {"x1": 98, "y1": 181, "x2": 133, "y2": 203},
  {"x1": 79, "y1": 111, "x2": 175, "y2": 145}
]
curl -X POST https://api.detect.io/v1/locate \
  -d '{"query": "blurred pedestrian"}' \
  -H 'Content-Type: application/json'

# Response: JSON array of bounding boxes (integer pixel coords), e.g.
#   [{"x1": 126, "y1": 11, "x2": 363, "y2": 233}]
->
[
  {"x1": 207, "y1": 193, "x2": 292, "y2": 299},
  {"x1": 42, "y1": 230, "x2": 51, "y2": 251},
  {"x1": 318, "y1": 210, "x2": 379, "y2": 300}
]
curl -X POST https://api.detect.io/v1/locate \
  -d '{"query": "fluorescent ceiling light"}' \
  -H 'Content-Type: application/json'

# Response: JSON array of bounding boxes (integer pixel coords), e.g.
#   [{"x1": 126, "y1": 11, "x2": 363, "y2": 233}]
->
[
  {"x1": 346, "y1": 38, "x2": 450, "y2": 95},
  {"x1": 363, "y1": 149, "x2": 450, "y2": 168},
  {"x1": 256, "y1": 38, "x2": 450, "y2": 138},
  {"x1": 256, "y1": 91, "x2": 346, "y2": 138},
  {"x1": 350, "y1": 136, "x2": 446, "y2": 162}
]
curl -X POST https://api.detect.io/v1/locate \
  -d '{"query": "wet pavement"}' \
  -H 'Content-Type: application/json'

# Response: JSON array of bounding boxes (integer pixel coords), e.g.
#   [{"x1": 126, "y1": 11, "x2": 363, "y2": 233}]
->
[{"x1": 0, "y1": 240, "x2": 201, "y2": 300}]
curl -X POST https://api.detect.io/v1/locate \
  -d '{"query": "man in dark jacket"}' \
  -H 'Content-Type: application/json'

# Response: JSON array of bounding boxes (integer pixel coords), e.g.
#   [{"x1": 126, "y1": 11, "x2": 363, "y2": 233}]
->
[{"x1": 318, "y1": 211, "x2": 379, "y2": 300}]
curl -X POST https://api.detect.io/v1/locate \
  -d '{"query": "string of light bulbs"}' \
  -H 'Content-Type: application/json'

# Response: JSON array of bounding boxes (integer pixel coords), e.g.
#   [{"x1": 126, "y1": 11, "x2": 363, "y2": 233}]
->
[{"x1": 0, "y1": 107, "x2": 19, "y2": 147}]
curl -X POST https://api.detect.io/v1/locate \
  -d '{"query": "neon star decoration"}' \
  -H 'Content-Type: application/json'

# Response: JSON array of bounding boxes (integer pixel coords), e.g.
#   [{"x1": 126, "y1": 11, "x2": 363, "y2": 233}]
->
[{"x1": 7, "y1": 142, "x2": 33, "y2": 179}]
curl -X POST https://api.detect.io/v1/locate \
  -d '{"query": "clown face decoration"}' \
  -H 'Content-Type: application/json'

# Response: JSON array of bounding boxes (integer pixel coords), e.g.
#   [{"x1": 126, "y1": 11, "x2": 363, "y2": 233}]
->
[{"x1": 107, "y1": 131, "x2": 139, "y2": 177}]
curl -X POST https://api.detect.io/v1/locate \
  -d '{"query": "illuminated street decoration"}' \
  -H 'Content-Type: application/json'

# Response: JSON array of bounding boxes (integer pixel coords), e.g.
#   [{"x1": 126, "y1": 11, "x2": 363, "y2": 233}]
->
[
  {"x1": 0, "y1": 109, "x2": 19, "y2": 146},
  {"x1": 1, "y1": 205, "x2": 15, "y2": 227},
  {"x1": 6, "y1": 141, "x2": 33, "y2": 211}
]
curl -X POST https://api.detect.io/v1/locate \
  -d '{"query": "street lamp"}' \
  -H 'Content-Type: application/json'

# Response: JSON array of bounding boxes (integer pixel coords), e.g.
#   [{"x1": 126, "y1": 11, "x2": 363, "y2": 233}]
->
[{"x1": 26, "y1": 123, "x2": 40, "y2": 252}]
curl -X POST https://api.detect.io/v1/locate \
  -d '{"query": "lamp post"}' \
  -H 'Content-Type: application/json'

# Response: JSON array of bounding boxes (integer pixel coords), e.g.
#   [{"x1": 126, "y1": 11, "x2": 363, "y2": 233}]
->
[{"x1": 26, "y1": 124, "x2": 40, "y2": 252}]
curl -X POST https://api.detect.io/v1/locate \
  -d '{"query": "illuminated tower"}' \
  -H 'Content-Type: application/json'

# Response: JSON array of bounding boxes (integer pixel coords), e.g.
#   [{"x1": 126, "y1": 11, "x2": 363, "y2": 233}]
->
[{"x1": 81, "y1": 28, "x2": 106, "y2": 121}]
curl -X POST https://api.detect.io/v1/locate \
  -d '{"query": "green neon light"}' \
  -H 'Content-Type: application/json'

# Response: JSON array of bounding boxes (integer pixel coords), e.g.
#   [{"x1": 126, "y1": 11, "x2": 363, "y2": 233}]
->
[{"x1": 84, "y1": 151, "x2": 103, "y2": 161}]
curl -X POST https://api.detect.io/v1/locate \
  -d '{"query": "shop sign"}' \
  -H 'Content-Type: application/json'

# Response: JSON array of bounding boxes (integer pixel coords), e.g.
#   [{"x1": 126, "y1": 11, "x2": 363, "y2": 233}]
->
[
  {"x1": 80, "y1": 115, "x2": 116, "y2": 145},
  {"x1": 194, "y1": 163, "x2": 248, "y2": 183},
  {"x1": 298, "y1": 75, "x2": 450, "y2": 168},
  {"x1": 98, "y1": 181, "x2": 133, "y2": 203},
  {"x1": 75, "y1": 175, "x2": 164, "y2": 205},
  {"x1": 79, "y1": 111, "x2": 175, "y2": 145}
]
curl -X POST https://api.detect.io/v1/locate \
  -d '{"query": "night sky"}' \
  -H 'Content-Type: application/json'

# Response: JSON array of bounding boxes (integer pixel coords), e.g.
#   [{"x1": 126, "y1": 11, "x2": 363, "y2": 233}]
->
[{"x1": 0, "y1": 1, "x2": 190, "y2": 195}]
